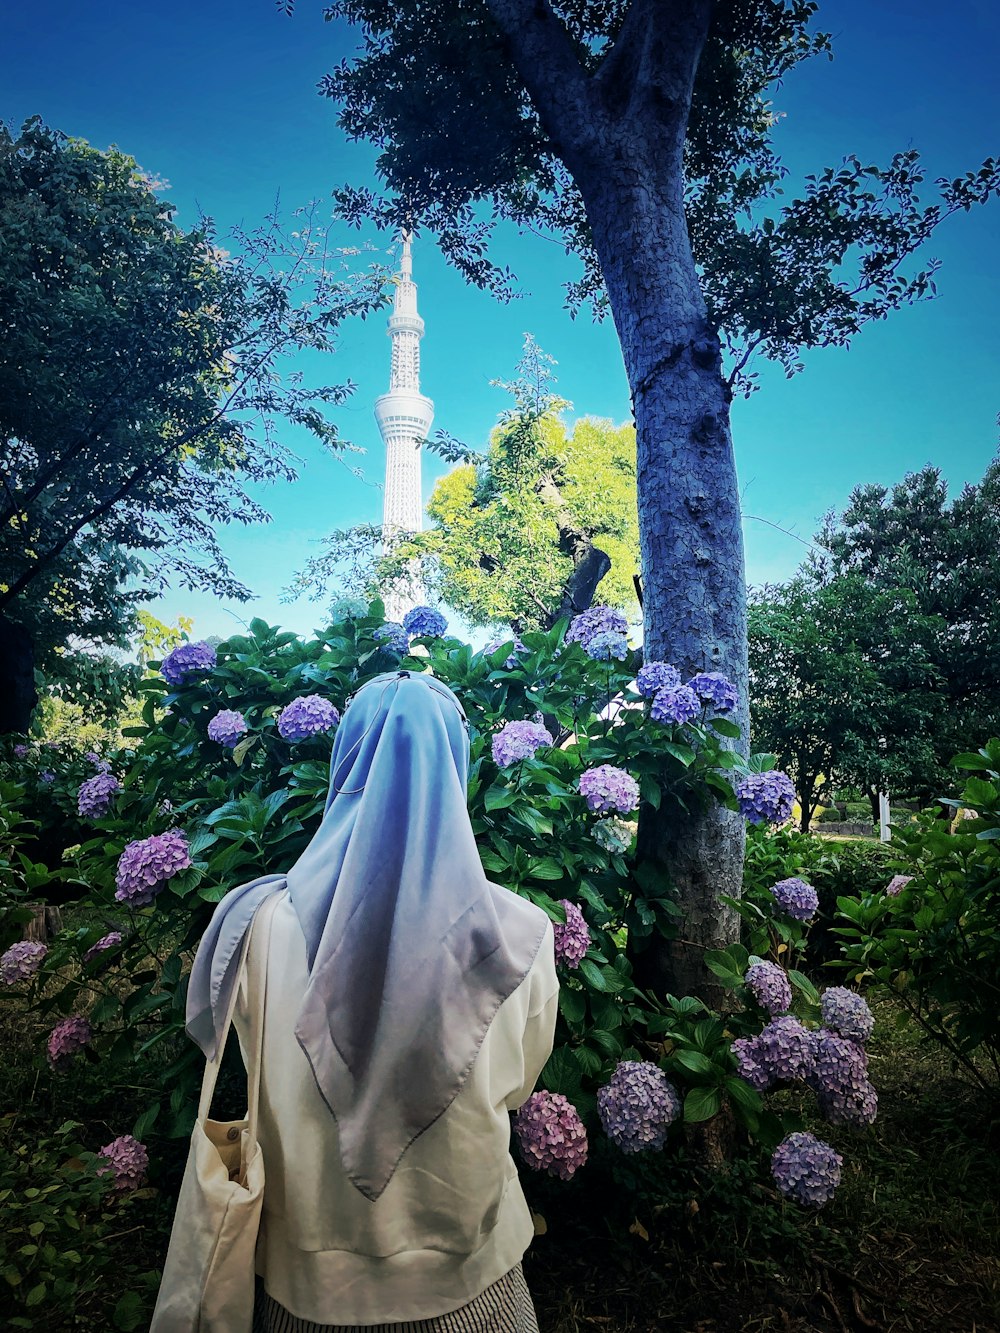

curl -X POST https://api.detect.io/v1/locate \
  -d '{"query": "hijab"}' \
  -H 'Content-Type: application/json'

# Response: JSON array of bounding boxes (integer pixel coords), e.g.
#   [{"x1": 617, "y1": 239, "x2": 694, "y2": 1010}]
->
[{"x1": 186, "y1": 670, "x2": 549, "y2": 1200}]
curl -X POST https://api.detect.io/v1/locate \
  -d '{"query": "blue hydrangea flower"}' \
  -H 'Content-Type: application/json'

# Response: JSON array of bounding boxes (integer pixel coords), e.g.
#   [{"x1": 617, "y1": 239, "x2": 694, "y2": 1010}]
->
[
  {"x1": 771, "y1": 1132, "x2": 842, "y2": 1208},
  {"x1": 207, "y1": 709, "x2": 248, "y2": 749},
  {"x1": 373, "y1": 622, "x2": 409, "y2": 655},
  {"x1": 597, "y1": 1061, "x2": 682, "y2": 1154},
  {"x1": 579, "y1": 764, "x2": 640, "y2": 815},
  {"x1": 770, "y1": 877, "x2": 819, "y2": 922},
  {"x1": 735, "y1": 770, "x2": 796, "y2": 825},
  {"x1": 687, "y1": 672, "x2": 739, "y2": 713},
  {"x1": 161, "y1": 640, "x2": 217, "y2": 687},
  {"x1": 635, "y1": 661, "x2": 682, "y2": 698},
  {"x1": 736, "y1": 1016, "x2": 815, "y2": 1092},
  {"x1": 115, "y1": 831, "x2": 192, "y2": 906},
  {"x1": 39, "y1": 770, "x2": 55, "y2": 785},
  {"x1": 585, "y1": 630, "x2": 630, "y2": 662},
  {"x1": 403, "y1": 605, "x2": 448, "y2": 637},
  {"x1": 650, "y1": 684, "x2": 701, "y2": 725},
  {"x1": 744, "y1": 960, "x2": 792, "y2": 1017},
  {"x1": 330, "y1": 597, "x2": 370, "y2": 622},
  {"x1": 807, "y1": 1029, "x2": 878, "y2": 1127},
  {"x1": 820, "y1": 987, "x2": 874, "y2": 1045},
  {"x1": 732, "y1": 1036, "x2": 771, "y2": 1092},
  {"x1": 592, "y1": 817, "x2": 636, "y2": 855},
  {"x1": 277, "y1": 695, "x2": 340, "y2": 742},
  {"x1": 483, "y1": 632, "x2": 527, "y2": 669},
  {"x1": 565, "y1": 606, "x2": 628, "y2": 654},
  {"x1": 77, "y1": 773, "x2": 121, "y2": 818},
  {"x1": 491, "y1": 720, "x2": 553, "y2": 768}
]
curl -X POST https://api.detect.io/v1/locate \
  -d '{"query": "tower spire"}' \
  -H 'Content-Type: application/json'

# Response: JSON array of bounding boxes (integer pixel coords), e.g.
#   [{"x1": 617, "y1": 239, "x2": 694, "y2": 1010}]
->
[{"x1": 375, "y1": 233, "x2": 434, "y2": 622}]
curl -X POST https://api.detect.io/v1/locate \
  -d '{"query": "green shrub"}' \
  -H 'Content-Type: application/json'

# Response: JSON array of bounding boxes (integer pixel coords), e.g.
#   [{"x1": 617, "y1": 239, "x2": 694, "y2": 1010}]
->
[
  {"x1": 834, "y1": 740, "x2": 1000, "y2": 1096},
  {"x1": 815, "y1": 806, "x2": 846, "y2": 824},
  {"x1": 737, "y1": 824, "x2": 837, "y2": 972}
]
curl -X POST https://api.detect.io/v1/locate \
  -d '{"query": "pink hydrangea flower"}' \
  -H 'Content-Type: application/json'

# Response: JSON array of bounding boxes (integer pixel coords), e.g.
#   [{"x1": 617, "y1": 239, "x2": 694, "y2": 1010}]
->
[
  {"x1": 513, "y1": 1091, "x2": 589, "y2": 1181},
  {"x1": 552, "y1": 900, "x2": 590, "y2": 969},
  {"x1": 47, "y1": 1016, "x2": 92, "y2": 1069},
  {"x1": 1, "y1": 940, "x2": 47, "y2": 985},
  {"x1": 98, "y1": 1135, "x2": 149, "y2": 1192}
]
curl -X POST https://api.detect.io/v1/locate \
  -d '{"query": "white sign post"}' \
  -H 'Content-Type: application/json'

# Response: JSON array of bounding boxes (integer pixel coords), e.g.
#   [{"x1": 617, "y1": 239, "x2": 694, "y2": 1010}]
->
[{"x1": 878, "y1": 792, "x2": 891, "y2": 842}]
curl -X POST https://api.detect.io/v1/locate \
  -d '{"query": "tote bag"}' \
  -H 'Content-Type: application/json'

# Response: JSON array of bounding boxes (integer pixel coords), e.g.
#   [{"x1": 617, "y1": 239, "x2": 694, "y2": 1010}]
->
[{"x1": 150, "y1": 891, "x2": 280, "y2": 1333}]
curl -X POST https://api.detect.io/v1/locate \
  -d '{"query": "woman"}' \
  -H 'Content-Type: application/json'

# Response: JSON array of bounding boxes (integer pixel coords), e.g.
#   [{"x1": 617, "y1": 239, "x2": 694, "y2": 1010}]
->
[{"x1": 184, "y1": 670, "x2": 559, "y2": 1331}]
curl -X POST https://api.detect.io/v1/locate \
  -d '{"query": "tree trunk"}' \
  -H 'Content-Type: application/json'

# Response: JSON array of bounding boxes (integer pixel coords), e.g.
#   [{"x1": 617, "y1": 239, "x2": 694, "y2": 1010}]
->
[
  {"x1": 799, "y1": 775, "x2": 817, "y2": 834},
  {"x1": 25, "y1": 903, "x2": 64, "y2": 943},
  {"x1": 576, "y1": 166, "x2": 748, "y2": 1003},
  {"x1": 0, "y1": 617, "x2": 38, "y2": 735}
]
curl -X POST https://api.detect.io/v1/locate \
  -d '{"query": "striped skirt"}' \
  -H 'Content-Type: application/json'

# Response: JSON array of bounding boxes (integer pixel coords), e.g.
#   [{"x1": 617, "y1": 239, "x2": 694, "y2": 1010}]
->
[{"x1": 252, "y1": 1263, "x2": 540, "y2": 1333}]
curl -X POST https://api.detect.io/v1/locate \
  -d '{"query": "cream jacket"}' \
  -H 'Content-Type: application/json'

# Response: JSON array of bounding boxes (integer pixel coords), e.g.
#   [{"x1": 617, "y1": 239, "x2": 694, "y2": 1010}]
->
[{"x1": 233, "y1": 890, "x2": 559, "y2": 1325}]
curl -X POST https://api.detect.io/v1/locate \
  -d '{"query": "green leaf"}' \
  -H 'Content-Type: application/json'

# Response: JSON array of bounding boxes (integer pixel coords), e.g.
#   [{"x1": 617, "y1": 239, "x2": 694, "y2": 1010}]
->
[
  {"x1": 709, "y1": 717, "x2": 742, "y2": 739},
  {"x1": 788, "y1": 969, "x2": 820, "y2": 1004},
  {"x1": 529, "y1": 857, "x2": 564, "y2": 881},
  {"x1": 485, "y1": 787, "x2": 518, "y2": 812},
  {"x1": 672, "y1": 1049, "x2": 715, "y2": 1077},
  {"x1": 25, "y1": 1283, "x2": 47, "y2": 1307},
  {"x1": 113, "y1": 1291, "x2": 145, "y2": 1331},
  {"x1": 683, "y1": 1086, "x2": 722, "y2": 1123},
  {"x1": 540, "y1": 1046, "x2": 583, "y2": 1098},
  {"x1": 558, "y1": 988, "x2": 586, "y2": 1024},
  {"x1": 577, "y1": 958, "x2": 609, "y2": 992}
]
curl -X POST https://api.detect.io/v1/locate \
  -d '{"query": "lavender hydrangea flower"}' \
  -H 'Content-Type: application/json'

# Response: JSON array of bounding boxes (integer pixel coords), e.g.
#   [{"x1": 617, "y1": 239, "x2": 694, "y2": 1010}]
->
[
  {"x1": 207, "y1": 709, "x2": 248, "y2": 749},
  {"x1": 373, "y1": 622, "x2": 409, "y2": 655},
  {"x1": 807, "y1": 1029, "x2": 878, "y2": 1127},
  {"x1": 592, "y1": 817, "x2": 636, "y2": 855},
  {"x1": 565, "y1": 606, "x2": 628, "y2": 654},
  {"x1": 403, "y1": 605, "x2": 448, "y2": 637},
  {"x1": 744, "y1": 960, "x2": 792, "y2": 1017},
  {"x1": 83, "y1": 750, "x2": 101, "y2": 765},
  {"x1": 39, "y1": 770, "x2": 55, "y2": 785},
  {"x1": 97, "y1": 1135, "x2": 149, "y2": 1192},
  {"x1": 330, "y1": 597, "x2": 370, "y2": 622},
  {"x1": 820, "y1": 987, "x2": 874, "y2": 1045},
  {"x1": 579, "y1": 765, "x2": 640, "y2": 815},
  {"x1": 585, "y1": 630, "x2": 630, "y2": 662},
  {"x1": 13, "y1": 743, "x2": 29, "y2": 758},
  {"x1": 770, "y1": 877, "x2": 820, "y2": 923},
  {"x1": 650, "y1": 684, "x2": 701, "y2": 725},
  {"x1": 491, "y1": 720, "x2": 553, "y2": 768},
  {"x1": 597, "y1": 1061, "x2": 681, "y2": 1154},
  {"x1": 771, "y1": 1132, "x2": 843, "y2": 1208},
  {"x1": 277, "y1": 695, "x2": 340, "y2": 742},
  {"x1": 553, "y1": 899, "x2": 590, "y2": 968},
  {"x1": 115, "y1": 830, "x2": 192, "y2": 906},
  {"x1": 737, "y1": 1016, "x2": 815, "y2": 1092},
  {"x1": 47, "y1": 1015, "x2": 92, "y2": 1069},
  {"x1": 512, "y1": 1091, "x2": 589, "y2": 1180},
  {"x1": 84, "y1": 931, "x2": 123, "y2": 963},
  {"x1": 77, "y1": 772, "x2": 121, "y2": 818},
  {"x1": 687, "y1": 672, "x2": 739, "y2": 714},
  {"x1": 885, "y1": 874, "x2": 914, "y2": 897},
  {"x1": 735, "y1": 770, "x2": 796, "y2": 825},
  {"x1": 1, "y1": 940, "x2": 47, "y2": 985},
  {"x1": 635, "y1": 661, "x2": 682, "y2": 698},
  {"x1": 484, "y1": 632, "x2": 527, "y2": 669},
  {"x1": 161, "y1": 640, "x2": 217, "y2": 687}
]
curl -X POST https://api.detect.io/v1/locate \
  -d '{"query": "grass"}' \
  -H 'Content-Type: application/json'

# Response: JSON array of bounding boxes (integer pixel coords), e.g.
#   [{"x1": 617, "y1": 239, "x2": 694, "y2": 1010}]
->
[{"x1": 1, "y1": 991, "x2": 997, "y2": 1332}]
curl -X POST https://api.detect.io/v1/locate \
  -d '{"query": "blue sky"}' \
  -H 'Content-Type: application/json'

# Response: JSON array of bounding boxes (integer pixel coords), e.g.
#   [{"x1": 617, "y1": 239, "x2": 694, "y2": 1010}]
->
[{"x1": 5, "y1": 0, "x2": 999, "y2": 644}]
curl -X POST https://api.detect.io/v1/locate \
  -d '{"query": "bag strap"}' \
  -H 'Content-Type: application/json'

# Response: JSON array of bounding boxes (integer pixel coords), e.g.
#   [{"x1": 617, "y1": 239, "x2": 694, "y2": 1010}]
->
[
  {"x1": 195, "y1": 891, "x2": 281, "y2": 1126},
  {"x1": 245, "y1": 891, "x2": 279, "y2": 1142}
]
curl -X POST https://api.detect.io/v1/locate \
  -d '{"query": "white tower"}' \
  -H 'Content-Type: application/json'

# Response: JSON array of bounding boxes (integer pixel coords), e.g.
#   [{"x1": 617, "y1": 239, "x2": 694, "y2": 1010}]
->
[{"x1": 375, "y1": 234, "x2": 434, "y2": 622}]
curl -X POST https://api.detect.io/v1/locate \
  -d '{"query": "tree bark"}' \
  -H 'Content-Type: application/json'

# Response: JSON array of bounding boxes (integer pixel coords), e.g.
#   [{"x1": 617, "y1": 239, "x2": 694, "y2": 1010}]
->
[{"x1": 0, "y1": 618, "x2": 38, "y2": 735}]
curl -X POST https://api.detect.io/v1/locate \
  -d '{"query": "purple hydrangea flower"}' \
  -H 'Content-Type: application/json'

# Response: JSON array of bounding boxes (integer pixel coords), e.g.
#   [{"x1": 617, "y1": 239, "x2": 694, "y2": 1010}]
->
[
  {"x1": 579, "y1": 765, "x2": 640, "y2": 815},
  {"x1": 373, "y1": 622, "x2": 409, "y2": 655},
  {"x1": 735, "y1": 770, "x2": 796, "y2": 825},
  {"x1": 13, "y1": 743, "x2": 29, "y2": 758},
  {"x1": 687, "y1": 672, "x2": 739, "y2": 714},
  {"x1": 207, "y1": 709, "x2": 248, "y2": 749},
  {"x1": 592, "y1": 817, "x2": 636, "y2": 855},
  {"x1": 635, "y1": 661, "x2": 682, "y2": 699},
  {"x1": 1, "y1": 940, "x2": 47, "y2": 985},
  {"x1": 403, "y1": 605, "x2": 448, "y2": 637},
  {"x1": 83, "y1": 750, "x2": 101, "y2": 765},
  {"x1": 161, "y1": 640, "x2": 217, "y2": 687},
  {"x1": 807, "y1": 1029, "x2": 878, "y2": 1127},
  {"x1": 47, "y1": 1015, "x2": 92, "y2": 1069},
  {"x1": 484, "y1": 632, "x2": 527, "y2": 669},
  {"x1": 744, "y1": 960, "x2": 792, "y2": 1017},
  {"x1": 277, "y1": 695, "x2": 340, "y2": 742},
  {"x1": 771, "y1": 1132, "x2": 843, "y2": 1208},
  {"x1": 585, "y1": 630, "x2": 630, "y2": 663},
  {"x1": 97, "y1": 1135, "x2": 149, "y2": 1192},
  {"x1": 885, "y1": 874, "x2": 913, "y2": 897},
  {"x1": 77, "y1": 772, "x2": 121, "y2": 818},
  {"x1": 820, "y1": 987, "x2": 874, "y2": 1045},
  {"x1": 553, "y1": 899, "x2": 590, "y2": 968},
  {"x1": 597, "y1": 1061, "x2": 682, "y2": 1154},
  {"x1": 84, "y1": 931, "x2": 123, "y2": 964},
  {"x1": 737, "y1": 1016, "x2": 816, "y2": 1091},
  {"x1": 115, "y1": 830, "x2": 192, "y2": 906},
  {"x1": 39, "y1": 770, "x2": 55, "y2": 785},
  {"x1": 770, "y1": 877, "x2": 820, "y2": 923},
  {"x1": 491, "y1": 720, "x2": 553, "y2": 768},
  {"x1": 650, "y1": 684, "x2": 701, "y2": 725},
  {"x1": 565, "y1": 606, "x2": 628, "y2": 654},
  {"x1": 512, "y1": 1091, "x2": 589, "y2": 1180}
]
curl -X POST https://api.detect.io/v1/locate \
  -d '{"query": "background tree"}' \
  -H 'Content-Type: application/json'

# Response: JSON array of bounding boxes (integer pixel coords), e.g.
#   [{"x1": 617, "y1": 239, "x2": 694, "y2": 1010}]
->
[
  {"x1": 287, "y1": 0, "x2": 999, "y2": 997},
  {"x1": 0, "y1": 117, "x2": 387, "y2": 732}
]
